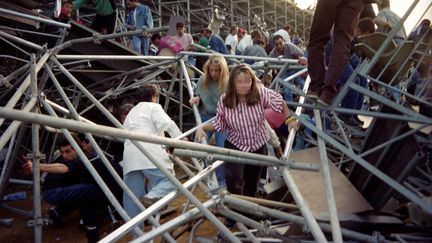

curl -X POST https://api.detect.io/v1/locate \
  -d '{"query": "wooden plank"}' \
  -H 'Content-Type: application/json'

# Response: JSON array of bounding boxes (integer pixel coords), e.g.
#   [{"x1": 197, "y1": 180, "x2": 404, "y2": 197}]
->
[{"x1": 289, "y1": 147, "x2": 373, "y2": 219}]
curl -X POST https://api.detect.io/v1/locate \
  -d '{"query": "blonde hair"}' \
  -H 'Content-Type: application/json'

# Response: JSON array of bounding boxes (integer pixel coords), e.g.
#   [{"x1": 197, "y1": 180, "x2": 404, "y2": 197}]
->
[{"x1": 202, "y1": 54, "x2": 229, "y2": 95}]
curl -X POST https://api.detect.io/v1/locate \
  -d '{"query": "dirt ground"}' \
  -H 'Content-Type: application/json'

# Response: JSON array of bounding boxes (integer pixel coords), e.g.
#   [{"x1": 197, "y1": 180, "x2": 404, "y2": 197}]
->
[{"x1": 0, "y1": 167, "x2": 220, "y2": 242}]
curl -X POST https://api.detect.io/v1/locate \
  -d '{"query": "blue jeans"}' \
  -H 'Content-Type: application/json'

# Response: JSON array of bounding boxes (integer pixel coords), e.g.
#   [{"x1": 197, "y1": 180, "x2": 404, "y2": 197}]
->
[
  {"x1": 280, "y1": 70, "x2": 305, "y2": 102},
  {"x1": 131, "y1": 36, "x2": 149, "y2": 55},
  {"x1": 200, "y1": 113, "x2": 226, "y2": 186},
  {"x1": 123, "y1": 169, "x2": 176, "y2": 226},
  {"x1": 43, "y1": 183, "x2": 107, "y2": 226}
]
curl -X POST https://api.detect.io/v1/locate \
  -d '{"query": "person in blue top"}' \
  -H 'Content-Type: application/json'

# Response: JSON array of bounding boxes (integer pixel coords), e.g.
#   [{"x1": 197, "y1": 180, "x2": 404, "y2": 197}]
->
[
  {"x1": 202, "y1": 28, "x2": 229, "y2": 55},
  {"x1": 126, "y1": 0, "x2": 153, "y2": 55}
]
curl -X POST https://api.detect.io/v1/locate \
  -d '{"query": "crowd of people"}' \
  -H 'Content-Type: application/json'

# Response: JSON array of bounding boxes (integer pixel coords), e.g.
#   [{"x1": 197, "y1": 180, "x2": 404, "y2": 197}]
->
[{"x1": 13, "y1": 0, "x2": 432, "y2": 242}]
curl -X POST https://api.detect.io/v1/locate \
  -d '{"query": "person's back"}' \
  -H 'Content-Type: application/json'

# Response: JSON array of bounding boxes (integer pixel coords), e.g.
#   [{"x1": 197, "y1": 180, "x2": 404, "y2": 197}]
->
[
  {"x1": 242, "y1": 41, "x2": 267, "y2": 64},
  {"x1": 377, "y1": 0, "x2": 406, "y2": 40}
]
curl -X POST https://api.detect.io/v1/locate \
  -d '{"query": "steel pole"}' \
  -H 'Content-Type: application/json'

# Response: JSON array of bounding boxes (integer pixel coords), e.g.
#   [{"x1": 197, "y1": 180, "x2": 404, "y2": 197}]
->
[{"x1": 314, "y1": 109, "x2": 343, "y2": 243}]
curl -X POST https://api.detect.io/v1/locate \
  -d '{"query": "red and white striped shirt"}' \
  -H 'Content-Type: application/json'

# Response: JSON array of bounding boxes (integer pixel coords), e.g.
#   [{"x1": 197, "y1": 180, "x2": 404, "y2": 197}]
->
[{"x1": 213, "y1": 86, "x2": 283, "y2": 152}]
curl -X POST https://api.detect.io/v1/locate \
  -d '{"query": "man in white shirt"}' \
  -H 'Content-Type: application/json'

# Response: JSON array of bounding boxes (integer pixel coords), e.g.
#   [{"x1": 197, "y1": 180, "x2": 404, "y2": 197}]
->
[
  {"x1": 225, "y1": 25, "x2": 238, "y2": 55},
  {"x1": 122, "y1": 83, "x2": 183, "y2": 223}
]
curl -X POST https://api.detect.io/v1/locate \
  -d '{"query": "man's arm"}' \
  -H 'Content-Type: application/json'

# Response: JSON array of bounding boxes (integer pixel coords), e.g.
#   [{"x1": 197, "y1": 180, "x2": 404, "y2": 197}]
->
[{"x1": 22, "y1": 160, "x2": 69, "y2": 175}]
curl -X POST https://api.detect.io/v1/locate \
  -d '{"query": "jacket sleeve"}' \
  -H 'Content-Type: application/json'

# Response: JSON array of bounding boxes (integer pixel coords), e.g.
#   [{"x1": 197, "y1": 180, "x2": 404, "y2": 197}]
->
[
  {"x1": 73, "y1": 0, "x2": 89, "y2": 10},
  {"x1": 145, "y1": 6, "x2": 153, "y2": 29}
]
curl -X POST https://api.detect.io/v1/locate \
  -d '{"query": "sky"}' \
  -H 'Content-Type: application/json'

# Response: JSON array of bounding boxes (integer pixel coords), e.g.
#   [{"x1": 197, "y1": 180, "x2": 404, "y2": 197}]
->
[{"x1": 293, "y1": 0, "x2": 432, "y2": 33}]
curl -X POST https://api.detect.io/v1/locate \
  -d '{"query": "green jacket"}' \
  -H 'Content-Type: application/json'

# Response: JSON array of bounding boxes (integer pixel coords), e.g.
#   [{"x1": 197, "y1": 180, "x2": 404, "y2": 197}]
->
[{"x1": 73, "y1": 0, "x2": 115, "y2": 16}]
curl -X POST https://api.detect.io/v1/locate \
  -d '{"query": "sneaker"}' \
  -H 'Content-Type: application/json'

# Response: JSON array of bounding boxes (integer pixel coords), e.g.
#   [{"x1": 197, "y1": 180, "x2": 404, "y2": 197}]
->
[
  {"x1": 140, "y1": 196, "x2": 167, "y2": 210},
  {"x1": 85, "y1": 227, "x2": 100, "y2": 243}
]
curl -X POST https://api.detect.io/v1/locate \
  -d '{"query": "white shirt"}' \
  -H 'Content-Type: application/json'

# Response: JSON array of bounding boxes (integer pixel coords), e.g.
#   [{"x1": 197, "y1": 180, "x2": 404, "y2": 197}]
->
[
  {"x1": 273, "y1": 29, "x2": 291, "y2": 44},
  {"x1": 236, "y1": 34, "x2": 252, "y2": 54},
  {"x1": 377, "y1": 7, "x2": 407, "y2": 39},
  {"x1": 225, "y1": 33, "x2": 238, "y2": 54},
  {"x1": 122, "y1": 102, "x2": 182, "y2": 175}
]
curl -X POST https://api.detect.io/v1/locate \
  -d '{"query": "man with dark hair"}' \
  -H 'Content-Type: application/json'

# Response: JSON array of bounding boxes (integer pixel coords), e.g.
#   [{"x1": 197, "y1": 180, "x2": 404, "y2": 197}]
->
[
  {"x1": 269, "y1": 35, "x2": 307, "y2": 102},
  {"x1": 125, "y1": 0, "x2": 153, "y2": 55},
  {"x1": 22, "y1": 137, "x2": 108, "y2": 243},
  {"x1": 122, "y1": 83, "x2": 184, "y2": 230},
  {"x1": 149, "y1": 33, "x2": 161, "y2": 56},
  {"x1": 203, "y1": 28, "x2": 229, "y2": 54},
  {"x1": 173, "y1": 22, "x2": 193, "y2": 50}
]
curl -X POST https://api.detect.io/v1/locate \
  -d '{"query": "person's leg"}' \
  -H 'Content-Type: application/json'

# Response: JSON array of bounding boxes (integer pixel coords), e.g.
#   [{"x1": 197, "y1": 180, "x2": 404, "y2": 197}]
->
[
  {"x1": 90, "y1": 14, "x2": 104, "y2": 33},
  {"x1": 131, "y1": 36, "x2": 142, "y2": 53},
  {"x1": 105, "y1": 11, "x2": 117, "y2": 34},
  {"x1": 43, "y1": 188, "x2": 78, "y2": 224},
  {"x1": 142, "y1": 36, "x2": 149, "y2": 55},
  {"x1": 242, "y1": 145, "x2": 266, "y2": 197},
  {"x1": 123, "y1": 171, "x2": 147, "y2": 218},
  {"x1": 224, "y1": 140, "x2": 245, "y2": 195},
  {"x1": 143, "y1": 168, "x2": 176, "y2": 199},
  {"x1": 307, "y1": 0, "x2": 341, "y2": 95},
  {"x1": 321, "y1": 0, "x2": 363, "y2": 103},
  {"x1": 214, "y1": 131, "x2": 226, "y2": 186}
]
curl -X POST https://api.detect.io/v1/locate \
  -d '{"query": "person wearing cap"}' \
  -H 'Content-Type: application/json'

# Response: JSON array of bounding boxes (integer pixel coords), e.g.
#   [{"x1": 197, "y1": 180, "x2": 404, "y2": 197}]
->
[
  {"x1": 225, "y1": 25, "x2": 239, "y2": 55},
  {"x1": 238, "y1": 28, "x2": 246, "y2": 41},
  {"x1": 236, "y1": 29, "x2": 252, "y2": 54},
  {"x1": 173, "y1": 22, "x2": 193, "y2": 51}
]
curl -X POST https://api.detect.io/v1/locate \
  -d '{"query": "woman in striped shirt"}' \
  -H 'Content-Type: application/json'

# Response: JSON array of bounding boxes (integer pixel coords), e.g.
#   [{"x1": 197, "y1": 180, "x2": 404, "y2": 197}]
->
[{"x1": 196, "y1": 64, "x2": 298, "y2": 198}]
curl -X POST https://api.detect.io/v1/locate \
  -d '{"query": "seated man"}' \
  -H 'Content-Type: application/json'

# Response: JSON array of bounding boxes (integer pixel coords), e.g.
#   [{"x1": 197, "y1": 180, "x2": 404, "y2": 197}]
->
[{"x1": 22, "y1": 138, "x2": 109, "y2": 243}]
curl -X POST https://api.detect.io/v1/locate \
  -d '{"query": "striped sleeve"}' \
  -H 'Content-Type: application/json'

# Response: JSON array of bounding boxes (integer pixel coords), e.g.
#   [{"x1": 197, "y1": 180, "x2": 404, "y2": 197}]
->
[
  {"x1": 261, "y1": 86, "x2": 283, "y2": 113},
  {"x1": 213, "y1": 96, "x2": 227, "y2": 132}
]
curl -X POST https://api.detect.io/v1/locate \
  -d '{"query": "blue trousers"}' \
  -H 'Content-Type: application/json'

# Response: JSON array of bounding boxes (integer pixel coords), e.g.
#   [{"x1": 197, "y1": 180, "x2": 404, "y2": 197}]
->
[
  {"x1": 123, "y1": 168, "x2": 176, "y2": 228},
  {"x1": 201, "y1": 113, "x2": 226, "y2": 186},
  {"x1": 43, "y1": 183, "x2": 107, "y2": 226},
  {"x1": 131, "y1": 36, "x2": 149, "y2": 55}
]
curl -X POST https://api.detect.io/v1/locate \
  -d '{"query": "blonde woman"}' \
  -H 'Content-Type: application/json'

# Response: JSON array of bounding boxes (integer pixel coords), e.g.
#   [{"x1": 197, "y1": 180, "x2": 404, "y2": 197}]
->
[{"x1": 189, "y1": 54, "x2": 228, "y2": 185}]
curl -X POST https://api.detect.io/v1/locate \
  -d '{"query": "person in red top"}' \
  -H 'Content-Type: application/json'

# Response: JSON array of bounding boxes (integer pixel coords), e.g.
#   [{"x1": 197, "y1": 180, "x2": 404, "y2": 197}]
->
[{"x1": 196, "y1": 64, "x2": 298, "y2": 198}]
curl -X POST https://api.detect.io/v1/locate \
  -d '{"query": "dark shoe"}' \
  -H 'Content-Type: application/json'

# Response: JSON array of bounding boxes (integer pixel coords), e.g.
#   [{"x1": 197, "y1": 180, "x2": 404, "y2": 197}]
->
[
  {"x1": 85, "y1": 227, "x2": 99, "y2": 243},
  {"x1": 48, "y1": 208, "x2": 63, "y2": 227},
  {"x1": 223, "y1": 217, "x2": 236, "y2": 228}
]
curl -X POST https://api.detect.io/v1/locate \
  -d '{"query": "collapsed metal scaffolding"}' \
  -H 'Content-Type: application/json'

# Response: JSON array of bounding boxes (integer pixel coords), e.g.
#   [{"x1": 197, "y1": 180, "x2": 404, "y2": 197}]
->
[{"x1": 0, "y1": 0, "x2": 431, "y2": 242}]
